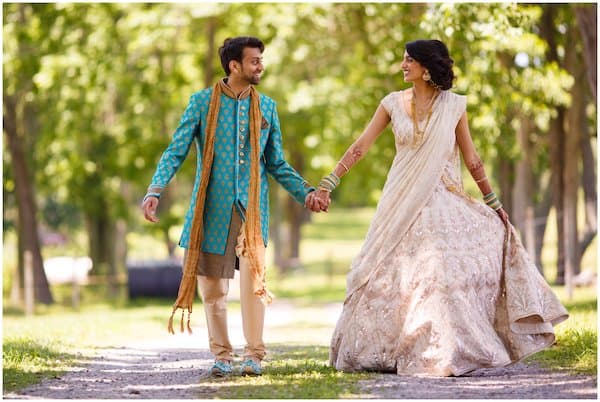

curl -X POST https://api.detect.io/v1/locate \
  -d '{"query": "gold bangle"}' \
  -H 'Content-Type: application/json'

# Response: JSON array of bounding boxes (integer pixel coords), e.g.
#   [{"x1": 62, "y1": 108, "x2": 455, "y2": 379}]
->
[
  {"x1": 338, "y1": 161, "x2": 350, "y2": 173},
  {"x1": 475, "y1": 176, "x2": 488, "y2": 183}
]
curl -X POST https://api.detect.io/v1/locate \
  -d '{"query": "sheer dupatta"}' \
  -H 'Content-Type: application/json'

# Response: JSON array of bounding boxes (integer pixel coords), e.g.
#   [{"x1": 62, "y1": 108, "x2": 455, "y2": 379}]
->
[{"x1": 345, "y1": 91, "x2": 466, "y2": 300}]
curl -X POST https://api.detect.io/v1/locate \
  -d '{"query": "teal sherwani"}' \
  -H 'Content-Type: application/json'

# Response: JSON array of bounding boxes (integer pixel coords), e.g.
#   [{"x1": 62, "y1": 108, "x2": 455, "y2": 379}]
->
[{"x1": 148, "y1": 82, "x2": 314, "y2": 256}]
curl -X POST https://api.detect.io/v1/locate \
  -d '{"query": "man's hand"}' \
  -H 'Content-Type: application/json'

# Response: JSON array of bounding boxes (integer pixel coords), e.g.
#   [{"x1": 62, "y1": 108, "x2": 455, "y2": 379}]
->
[
  {"x1": 142, "y1": 196, "x2": 160, "y2": 223},
  {"x1": 304, "y1": 190, "x2": 330, "y2": 212},
  {"x1": 304, "y1": 190, "x2": 331, "y2": 212}
]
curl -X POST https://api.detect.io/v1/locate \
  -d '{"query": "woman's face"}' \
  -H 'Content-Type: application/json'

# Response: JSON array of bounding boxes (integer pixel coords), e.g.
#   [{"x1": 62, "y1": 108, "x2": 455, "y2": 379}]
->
[{"x1": 400, "y1": 51, "x2": 427, "y2": 83}]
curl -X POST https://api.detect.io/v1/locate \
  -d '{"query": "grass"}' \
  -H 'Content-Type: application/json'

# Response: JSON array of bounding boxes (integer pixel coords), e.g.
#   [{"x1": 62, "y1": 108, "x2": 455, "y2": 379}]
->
[
  {"x1": 196, "y1": 345, "x2": 370, "y2": 399},
  {"x1": 2, "y1": 338, "x2": 74, "y2": 392},
  {"x1": 2, "y1": 300, "x2": 174, "y2": 393},
  {"x1": 3, "y1": 206, "x2": 598, "y2": 395},
  {"x1": 526, "y1": 286, "x2": 597, "y2": 375}
]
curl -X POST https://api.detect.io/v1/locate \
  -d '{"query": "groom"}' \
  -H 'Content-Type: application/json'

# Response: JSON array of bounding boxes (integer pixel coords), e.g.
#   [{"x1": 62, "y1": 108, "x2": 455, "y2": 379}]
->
[{"x1": 142, "y1": 36, "x2": 327, "y2": 377}]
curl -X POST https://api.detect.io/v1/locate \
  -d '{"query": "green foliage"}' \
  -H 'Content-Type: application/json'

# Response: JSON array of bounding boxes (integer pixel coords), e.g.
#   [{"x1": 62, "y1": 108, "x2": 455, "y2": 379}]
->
[{"x1": 3, "y1": 3, "x2": 591, "y2": 257}]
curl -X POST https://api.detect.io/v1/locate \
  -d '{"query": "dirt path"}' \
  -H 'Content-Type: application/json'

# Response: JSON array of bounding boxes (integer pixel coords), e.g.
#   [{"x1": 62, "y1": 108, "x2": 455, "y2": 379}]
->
[
  {"x1": 4, "y1": 301, "x2": 597, "y2": 399},
  {"x1": 356, "y1": 364, "x2": 597, "y2": 399},
  {"x1": 5, "y1": 343, "x2": 596, "y2": 399}
]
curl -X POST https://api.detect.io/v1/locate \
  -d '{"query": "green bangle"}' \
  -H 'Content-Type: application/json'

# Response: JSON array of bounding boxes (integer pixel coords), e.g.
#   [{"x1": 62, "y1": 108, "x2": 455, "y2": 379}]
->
[
  {"x1": 319, "y1": 172, "x2": 340, "y2": 192},
  {"x1": 483, "y1": 191, "x2": 496, "y2": 202}
]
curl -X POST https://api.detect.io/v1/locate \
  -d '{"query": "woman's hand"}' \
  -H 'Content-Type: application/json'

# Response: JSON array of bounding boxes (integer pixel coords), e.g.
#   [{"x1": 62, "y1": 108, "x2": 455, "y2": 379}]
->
[
  {"x1": 305, "y1": 190, "x2": 331, "y2": 212},
  {"x1": 496, "y1": 207, "x2": 510, "y2": 225},
  {"x1": 314, "y1": 189, "x2": 331, "y2": 212}
]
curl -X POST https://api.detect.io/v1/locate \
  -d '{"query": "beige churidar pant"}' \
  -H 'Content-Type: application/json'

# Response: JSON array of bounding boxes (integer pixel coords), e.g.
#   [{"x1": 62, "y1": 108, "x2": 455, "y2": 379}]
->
[{"x1": 196, "y1": 220, "x2": 266, "y2": 362}]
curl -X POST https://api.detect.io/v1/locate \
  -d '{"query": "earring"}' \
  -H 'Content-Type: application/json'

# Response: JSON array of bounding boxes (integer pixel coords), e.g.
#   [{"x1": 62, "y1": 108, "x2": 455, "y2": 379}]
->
[{"x1": 422, "y1": 70, "x2": 431, "y2": 82}]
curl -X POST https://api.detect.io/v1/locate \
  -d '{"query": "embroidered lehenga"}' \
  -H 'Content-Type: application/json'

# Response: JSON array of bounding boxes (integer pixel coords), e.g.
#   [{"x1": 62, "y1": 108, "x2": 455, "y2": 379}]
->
[{"x1": 329, "y1": 91, "x2": 568, "y2": 377}]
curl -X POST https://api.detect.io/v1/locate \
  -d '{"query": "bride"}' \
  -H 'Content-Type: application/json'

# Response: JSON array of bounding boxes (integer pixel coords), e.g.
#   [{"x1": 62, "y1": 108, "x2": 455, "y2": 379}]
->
[{"x1": 309, "y1": 39, "x2": 568, "y2": 376}]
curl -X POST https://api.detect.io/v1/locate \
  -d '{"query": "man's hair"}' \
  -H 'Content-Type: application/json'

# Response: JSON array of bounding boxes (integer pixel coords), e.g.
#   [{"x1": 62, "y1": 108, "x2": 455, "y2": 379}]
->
[{"x1": 218, "y1": 36, "x2": 265, "y2": 75}]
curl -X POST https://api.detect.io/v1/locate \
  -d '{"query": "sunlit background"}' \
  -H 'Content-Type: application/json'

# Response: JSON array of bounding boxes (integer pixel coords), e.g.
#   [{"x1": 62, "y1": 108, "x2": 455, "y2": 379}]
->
[{"x1": 3, "y1": 3, "x2": 597, "y2": 396}]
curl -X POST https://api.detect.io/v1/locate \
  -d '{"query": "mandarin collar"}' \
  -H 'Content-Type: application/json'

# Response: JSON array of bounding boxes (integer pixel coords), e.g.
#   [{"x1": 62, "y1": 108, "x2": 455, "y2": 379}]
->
[{"x1": 219, "y1": 78, "x2": 252, "y2": 100}]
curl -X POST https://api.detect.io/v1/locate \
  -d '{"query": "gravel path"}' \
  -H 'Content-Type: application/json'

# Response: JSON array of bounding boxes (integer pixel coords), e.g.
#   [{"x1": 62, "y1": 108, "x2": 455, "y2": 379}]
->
[
  {"x1": 356, "y1": 364, "x2": 597, "y2": 399},
  {"x1": 4, "y1": 300, "x2": 597, "y2": 399},
  {"x1": 5, "y1": 344, "x2": 596, "y2": 399}
]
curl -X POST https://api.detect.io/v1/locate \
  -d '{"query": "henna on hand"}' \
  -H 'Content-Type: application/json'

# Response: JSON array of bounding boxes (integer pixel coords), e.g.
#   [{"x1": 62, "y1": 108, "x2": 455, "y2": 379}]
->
[{"x1": 467, "y1": 159, "x2": 484, "y2": 175}]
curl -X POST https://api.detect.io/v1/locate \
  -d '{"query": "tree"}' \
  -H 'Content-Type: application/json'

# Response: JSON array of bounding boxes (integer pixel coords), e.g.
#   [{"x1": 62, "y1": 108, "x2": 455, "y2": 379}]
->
[{"x1": 3, "y1": 4, "x2": 56, "y2": 305}]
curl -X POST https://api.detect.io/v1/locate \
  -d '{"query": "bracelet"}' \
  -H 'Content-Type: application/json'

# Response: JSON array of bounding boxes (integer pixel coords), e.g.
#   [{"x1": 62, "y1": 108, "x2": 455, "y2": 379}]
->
[
  {"x1": 319, "y1": 172, "x2": 340, "y2": 192},
  {"x1": 483, "y1": 191, "x2": 496, "y2": 202},
  {"x1": 483, "y1": 191, "x2": 503, "y2": 211},
  {"x1": 143, "y1": 192, "x2": 161, "y2": 203},
  {"x1": 475, "y1": 176, "x2": 488, "y2": 183},
  {"x1": 337, "y1": 161, "x2": 350, "y2": 174},
  {"x1": 488, "y1": 200, "x2": 503, "y2": 211}
]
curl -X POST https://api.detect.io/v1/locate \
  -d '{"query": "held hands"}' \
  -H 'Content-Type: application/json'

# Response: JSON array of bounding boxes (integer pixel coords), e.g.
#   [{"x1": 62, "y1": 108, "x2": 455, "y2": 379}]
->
[
  {"x1": 142, "y1": 196, "x2": 160, "y2": 223},
  {"x1": 305, "y1": 189, "x2": 331, "y2": 213}
]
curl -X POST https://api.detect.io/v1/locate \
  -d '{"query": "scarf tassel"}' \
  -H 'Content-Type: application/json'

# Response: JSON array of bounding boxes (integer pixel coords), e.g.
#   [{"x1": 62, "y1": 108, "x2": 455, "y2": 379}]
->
[
  {"x1": 166, "y1": 308, "x2": 194, "y2": 335},
  {"x1": 167, "y1": 269, "x2": 198, "y2": 334}
]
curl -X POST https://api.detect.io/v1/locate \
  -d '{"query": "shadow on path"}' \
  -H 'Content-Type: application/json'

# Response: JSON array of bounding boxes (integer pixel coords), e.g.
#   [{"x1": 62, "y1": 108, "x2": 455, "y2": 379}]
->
[
  {"x1": 358, "y1": 363, "x2": 597, "y2": 399},
  {"x1": 4, "y1": 346, "x2": 215, "y2": 399}
]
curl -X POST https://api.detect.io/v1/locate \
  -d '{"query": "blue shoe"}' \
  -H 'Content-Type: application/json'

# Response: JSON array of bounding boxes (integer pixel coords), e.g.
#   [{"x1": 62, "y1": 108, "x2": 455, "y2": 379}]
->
[
  {"x1": 239, "y1": 358, "x2": 262, "y2": 376},
  {"x1": 208, "y1": 360, "x2": 233, "y2": 377}
]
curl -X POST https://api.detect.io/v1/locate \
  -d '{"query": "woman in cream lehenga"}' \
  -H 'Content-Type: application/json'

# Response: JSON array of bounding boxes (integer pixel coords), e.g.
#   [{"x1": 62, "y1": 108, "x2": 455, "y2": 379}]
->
[{"x1": 312, "y1": 39, "x2": 568, "y2": 376}]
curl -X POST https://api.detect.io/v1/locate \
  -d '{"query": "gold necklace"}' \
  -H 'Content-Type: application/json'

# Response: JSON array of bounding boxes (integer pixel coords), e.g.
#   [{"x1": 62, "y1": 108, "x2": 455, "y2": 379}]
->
[{"x1": 410, "y1": 88, "x2": 439, "y2": 148}]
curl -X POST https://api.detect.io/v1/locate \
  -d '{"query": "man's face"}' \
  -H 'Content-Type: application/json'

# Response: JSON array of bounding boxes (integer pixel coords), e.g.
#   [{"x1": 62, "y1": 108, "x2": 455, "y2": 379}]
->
[{"x1": 237, "y1": 47, "x2": 264, "y2": 85}]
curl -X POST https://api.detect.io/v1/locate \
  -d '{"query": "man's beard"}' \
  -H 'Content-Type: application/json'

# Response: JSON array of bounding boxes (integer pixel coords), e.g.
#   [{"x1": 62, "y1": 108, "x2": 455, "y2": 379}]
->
[{"x1": 242, "y1": 69, "x2": 261, "y2": 85}]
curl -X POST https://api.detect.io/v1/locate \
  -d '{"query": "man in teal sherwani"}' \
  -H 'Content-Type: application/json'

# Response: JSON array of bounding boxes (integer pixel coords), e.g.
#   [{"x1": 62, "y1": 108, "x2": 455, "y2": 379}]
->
[{"x1": 142, "y1": 36, "x2": 326, "y2": 377}]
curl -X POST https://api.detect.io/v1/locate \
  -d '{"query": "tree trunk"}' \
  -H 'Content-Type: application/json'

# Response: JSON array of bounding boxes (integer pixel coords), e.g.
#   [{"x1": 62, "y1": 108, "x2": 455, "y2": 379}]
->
[
  {"x1": 85, "y1": 207, "x2": 118, "y2": 297},
  {"x1": 269, "y1": 185, "x2": 286, "y2": 272},
  {"x1": 497, "y1": 158, "x2": 514, "y2": 217},
  {"x1": 115, "y1": 218, "x2": 128, "y2": 291},
  {"x1": 549, "y1": 109, "x2": 567, "y2": 285},
  {"x1": 285, "y1": 197, "x2": 303, "y2": 268},
  {"x1": 540, "y1": 6, "x2": 567, "y2": 284},
  {"x1": 573, "y1": 4, "x2": 598, "y2": 266},
  {"x1": 512, "y1": 116, "x2": 538, "y2": 269},
  {"x1": 284, "y1": 148, "x2": 307, "y2": 270},
  {"x1": 3, "y1": 95, "x2": 53, "y2": 305},
  {"x1": 534, "y1": 183, "x2": 553, "y2": 274},
  {"x1": 563, "y1": 23, "x2": 585, "y2": 298},
  {"x1": 579, "y1": 114, "x2": 597, "y2": 255},
  {"x1": 10, "y1": 222, "x2": 25, "y2": 305},
  {"x1": 574, "y1": 4, "x2": 597, "y2": 101}
]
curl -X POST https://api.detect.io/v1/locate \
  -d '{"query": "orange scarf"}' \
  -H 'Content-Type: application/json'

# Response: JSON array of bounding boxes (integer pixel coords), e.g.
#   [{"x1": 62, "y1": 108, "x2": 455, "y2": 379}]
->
[{"x1": 168, "y1": 80, "x2": 273, "y2": 335}]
